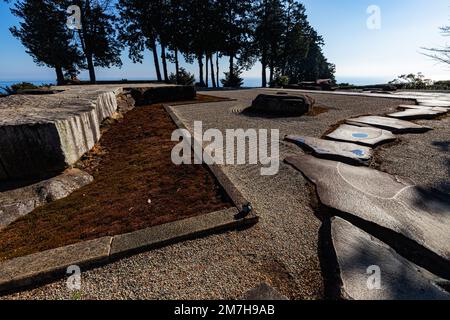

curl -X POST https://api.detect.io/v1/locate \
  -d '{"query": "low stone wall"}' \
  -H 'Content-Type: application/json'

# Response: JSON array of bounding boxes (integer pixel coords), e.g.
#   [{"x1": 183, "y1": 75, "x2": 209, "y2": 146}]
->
[{"x1": 0, "y1": 84, "x2": 193, "y2": 181}]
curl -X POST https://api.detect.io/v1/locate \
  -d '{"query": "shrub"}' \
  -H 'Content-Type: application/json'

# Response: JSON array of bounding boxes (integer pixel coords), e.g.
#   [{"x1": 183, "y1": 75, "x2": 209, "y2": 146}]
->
[
  {"x1": 221, "y1": 66, "x2": 244, "y2": 88},
  {"x1": 169, "y1": 68, "x2": 195, "y2": 86},
  {"x1": 269, "y1": 75, "x2": 290, "y2": 88},
  {"x1": 1, "y1": 82, "x2": 39, "y2": 95}
]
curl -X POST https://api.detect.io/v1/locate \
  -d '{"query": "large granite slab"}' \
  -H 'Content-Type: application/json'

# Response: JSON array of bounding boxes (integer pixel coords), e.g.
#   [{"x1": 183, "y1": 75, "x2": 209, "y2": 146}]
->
[
  {"x1": 346, "y1": 116, "x2": 431, "y2": 133},
  {"x1": 332, "y1": 217, "x2": 450, "y2": 300},
  {"x1": 326, "y1": 124, "x2": 396, "y2": 147},
  {"x1": 285, "y1": 135, "x2": 373, "y2": 165},
  {"x1": 0, "y1": 84, "x2": 190, "y2": 181},
  {"x1": 285, "y1": 154, "x2": 450, "y2": 261}
]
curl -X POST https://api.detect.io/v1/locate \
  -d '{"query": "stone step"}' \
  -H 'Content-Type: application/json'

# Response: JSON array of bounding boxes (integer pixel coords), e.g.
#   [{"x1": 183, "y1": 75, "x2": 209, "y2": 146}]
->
[
  {"x1": 398, "y1": 105, "x2": 449, "y2": 112},
  {"x1": 331, "y1": 217, "x2": 450, "y2": 300},
  {"x1": 346, "y1": 116, "x2": 432, "y2": 133},
  {"x1": 285, "y1": 154, "x2": 450, "y2": 262},
  {"x1": 325, "y1": 124, "x2": 396, "y2": 147},
  {"x1": 285, "y1": 135, "x2": 373, "y2": 165}
]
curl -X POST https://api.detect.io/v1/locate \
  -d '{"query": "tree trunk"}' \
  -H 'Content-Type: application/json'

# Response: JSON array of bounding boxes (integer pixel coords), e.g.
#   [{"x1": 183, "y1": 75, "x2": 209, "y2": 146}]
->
[
  {"x1": 198, "y1": 55, "x2": 204, "y2": 86},
  {"x1": 161, "y1": 44, "x2": 169, "y2": 82},
  {"x1": 86, "y1": 53, "x2": 96, "y2": 84},
  {"x1": 55, "y1": 66, "x2": 65, "y2": 86},
  {"x1": 175, "y1": 49, "x2": 180, "y2": 84},
  {"x1": 229, "y1": 55, "x2": 234, "y2": 78},
  {"x1": 261, "y1": 52, "x2": 267, "y2": 88},
  {"x1": 210, "y1": 54, "x2": 216, "y2": 88},
  {"x1": 269, "y1": 58, "x2": 274, "y2": 84},
  {"x1": 151, "y1": 41, "x2": 162, "y2": 82},
  {"x1": 205, "y1": 54, "x2": 209, "y2": 87},
  {"x1": 216, "y1": 53, "x2": 220, "y2": 87}
]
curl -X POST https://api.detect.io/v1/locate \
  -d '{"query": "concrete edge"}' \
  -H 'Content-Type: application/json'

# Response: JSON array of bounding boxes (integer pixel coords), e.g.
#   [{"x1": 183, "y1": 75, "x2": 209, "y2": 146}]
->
[
  {"x1": 164, "y1": 104, "x2": 250, "y2": 208},
  {"x1": 0, "y1": 207, "x2": 257, "y2": 295}
]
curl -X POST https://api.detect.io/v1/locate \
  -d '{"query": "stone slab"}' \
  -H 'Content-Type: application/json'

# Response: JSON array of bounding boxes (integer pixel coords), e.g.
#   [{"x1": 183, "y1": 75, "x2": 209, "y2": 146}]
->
[
  {"x1": 0, "y1": 169, "x2": 93, "y2": 229},
  {"x1": 326, "y1": 124, "x2": 396, "y2": 147},
  {"x1": 388, "y1": 107, "x2": 447, "y2": 120},
  {"x1": 285, "y1": 154, "x2": 450, "y2": 261},
  {"x1": 417, "y1": 99, "x2": 450, "y2": 108},
  {"x1": 285, "y1": 135, "x2": 373, "y2": 165},
  {"x1": 332, "y1": 217, "x2": 450, "y2": 300},
  {"x1": 0, "y1": 84, "x2": 190, "y2": 181},
  {"x1": 0, "y1": 236, "x2": 112, "y2": 292},
  {"x1": 242, "y1": 282, "x2": 289, "y2": 300},
  {"x1": 346, "y1": 116, "x2": 431, "y2": 133},
  {"x1": 398, "y1": 105, "x2": 449, "y2": 112},
  {"x1": 110, "y1": 207, "x2": 256, "y2": 257}
]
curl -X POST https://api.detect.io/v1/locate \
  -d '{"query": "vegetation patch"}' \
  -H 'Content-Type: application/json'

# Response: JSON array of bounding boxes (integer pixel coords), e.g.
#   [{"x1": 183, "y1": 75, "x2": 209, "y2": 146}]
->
[{"x1": 0, "y1": 98, "x2": 233, "y2": 261}]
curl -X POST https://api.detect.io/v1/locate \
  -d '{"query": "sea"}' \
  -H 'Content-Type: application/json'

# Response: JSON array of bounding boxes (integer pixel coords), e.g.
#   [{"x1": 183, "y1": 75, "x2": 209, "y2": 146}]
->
[{"x1": 0, "y1": 76, "x2": 388, "y2": 94}]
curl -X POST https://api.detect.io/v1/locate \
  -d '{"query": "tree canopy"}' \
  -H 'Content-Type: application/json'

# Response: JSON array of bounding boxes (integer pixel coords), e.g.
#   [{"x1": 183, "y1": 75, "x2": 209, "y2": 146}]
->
[{"x1": 7, "y1": 0, "x2": 335, "y2": 87}]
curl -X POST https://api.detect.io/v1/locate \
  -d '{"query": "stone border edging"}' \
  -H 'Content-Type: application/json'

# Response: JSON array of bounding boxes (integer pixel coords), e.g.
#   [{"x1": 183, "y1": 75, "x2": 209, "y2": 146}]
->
[{"x1": 0, "y1": 207, "x2": 257, "y2": 295}]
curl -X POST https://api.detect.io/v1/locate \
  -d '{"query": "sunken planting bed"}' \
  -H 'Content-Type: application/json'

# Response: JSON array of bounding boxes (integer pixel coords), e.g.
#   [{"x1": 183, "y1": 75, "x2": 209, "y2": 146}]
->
[{"x1": 0, "y1": 94, "x2": 241, "y2": 262}]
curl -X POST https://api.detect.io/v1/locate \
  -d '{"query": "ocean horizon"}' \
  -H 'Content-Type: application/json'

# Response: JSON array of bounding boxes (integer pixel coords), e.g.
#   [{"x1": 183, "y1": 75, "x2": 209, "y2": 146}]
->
[{"x1": 0, "y1": 76, "x2": 394, "y2": 93}]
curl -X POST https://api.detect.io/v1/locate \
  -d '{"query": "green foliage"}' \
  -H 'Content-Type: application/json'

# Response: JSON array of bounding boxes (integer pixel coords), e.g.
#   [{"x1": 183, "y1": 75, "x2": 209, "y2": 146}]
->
[
  {"x1": 389, "y1": 73, "x2": 432, "y2": 89},
  {"x1": 269, "y1": 75, "x2": 290, "y2": 88},
  {"x1": 221, "y1": 66, "x2": 244, "y2": 88},
  {"x1": 169, "y1": 68, "x2": 195, "y2": 85},
  {"x1": 1, "y1": 82, "x2": 38, "y2": 95},
  {"x1": 9, "y1": 0, "x2": 83, "y2": 85}
]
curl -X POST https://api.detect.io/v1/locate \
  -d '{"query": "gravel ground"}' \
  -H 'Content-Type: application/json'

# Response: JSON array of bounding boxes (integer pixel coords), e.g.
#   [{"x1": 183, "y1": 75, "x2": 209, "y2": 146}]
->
[{"x1": 4, "y1": 88, "x2": 448, "y2": 300}]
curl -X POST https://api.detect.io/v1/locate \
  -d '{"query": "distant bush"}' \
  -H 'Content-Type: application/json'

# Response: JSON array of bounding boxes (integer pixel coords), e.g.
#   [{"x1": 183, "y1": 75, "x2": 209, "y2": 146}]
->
[
  {"x1": 269, "y1": 75, "x2": 290, "y2": 88},
  {"x1": 221, "y1": 67, "x2": 244, "y2": 88},
  {"x1": 1, "y1": 82, "x2": 39, "y2": 95},
  {"x1": 169, "y1": 68, "x2": 195, "y2": 86},
  {"x1": 431, "y1": 80, "x2": 450, "y2": 90},
  {"x1": 389, "y1": 73, "x2": 432, "y2": 90}
]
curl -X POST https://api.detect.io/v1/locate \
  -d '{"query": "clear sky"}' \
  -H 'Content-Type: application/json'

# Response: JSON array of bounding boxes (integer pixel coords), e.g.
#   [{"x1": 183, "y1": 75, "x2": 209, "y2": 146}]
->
[{"x1": 0, "y1": 0, "x2": 449, "y2": 85}]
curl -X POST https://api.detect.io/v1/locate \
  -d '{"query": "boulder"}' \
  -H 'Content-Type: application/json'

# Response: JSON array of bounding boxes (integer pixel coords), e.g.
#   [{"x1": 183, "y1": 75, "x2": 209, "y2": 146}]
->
[
  {"x1": 128, "y1": 85, "x2": 196, "y2": 106},
  {"x1": 251, "y1": 94, "x2": 314, "y2": 116}
]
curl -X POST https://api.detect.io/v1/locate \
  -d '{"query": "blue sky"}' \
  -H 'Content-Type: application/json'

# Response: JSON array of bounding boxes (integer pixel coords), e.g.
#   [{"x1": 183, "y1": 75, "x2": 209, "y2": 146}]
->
[{"x1": 0, "y1": 0, "x2": 449, "y2": 85}]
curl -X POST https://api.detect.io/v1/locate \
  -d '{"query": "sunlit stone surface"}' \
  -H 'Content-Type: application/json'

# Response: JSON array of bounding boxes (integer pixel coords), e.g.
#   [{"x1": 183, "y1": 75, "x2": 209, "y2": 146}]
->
[
  {"x1": 285, "y1": 135, "x2": 373, "y2": 165},
  {"x1": 326, "y1": 124, "x2": 396, "y2": 147},
  {"x1": 346, "y1": 116, "x2": 431, "y2": 133}
]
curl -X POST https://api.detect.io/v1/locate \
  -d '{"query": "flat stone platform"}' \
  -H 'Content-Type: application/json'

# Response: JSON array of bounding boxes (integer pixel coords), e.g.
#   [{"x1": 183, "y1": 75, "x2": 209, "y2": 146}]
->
[{"x1": 0, "y1": 84, "x2": 188, "y2": 181}]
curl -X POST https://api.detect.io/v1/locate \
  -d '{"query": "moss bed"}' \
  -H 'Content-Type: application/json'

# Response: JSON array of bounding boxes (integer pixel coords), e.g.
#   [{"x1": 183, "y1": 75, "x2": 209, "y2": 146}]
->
[{"x1": 0, "y1": 96, "x2": 233, "y2": 261}]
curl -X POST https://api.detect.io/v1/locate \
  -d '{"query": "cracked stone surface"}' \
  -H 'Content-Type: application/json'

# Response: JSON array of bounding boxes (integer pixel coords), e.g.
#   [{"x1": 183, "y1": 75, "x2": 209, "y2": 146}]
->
[
  {"x1": 0, "y1": 169, "x2": 93, "y2": 229},
  {"x1": 346, "y1": 116, "x2": 432, "y2": 133},
  {"x1": 332, "y1": 217, "x2": 450, "y2": 300},
  {"x1": 285, "y1": 135, "x2": 373, "y2": 165},
  {"x1": 285, "y1": 154, "x2": 450, "y2": 261},
  {"x1": 326, "y1": 124, "x2": 396, "y2": 147}
]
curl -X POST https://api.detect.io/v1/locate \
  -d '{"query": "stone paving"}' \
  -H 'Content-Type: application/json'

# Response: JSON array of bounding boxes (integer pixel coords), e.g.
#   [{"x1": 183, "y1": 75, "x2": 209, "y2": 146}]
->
[
  {"x1": 285, "y1": 90, "x2": 450, "y2": 299},
  {"x1": 326, "y1": 124, "x2": 396, "y2": 147}
]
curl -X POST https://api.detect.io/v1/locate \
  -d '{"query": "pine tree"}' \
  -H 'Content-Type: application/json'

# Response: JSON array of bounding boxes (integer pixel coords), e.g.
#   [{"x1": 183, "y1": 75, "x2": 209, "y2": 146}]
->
[{"x1": 9, "y1": 0, "x2": 83, "y2": 85}]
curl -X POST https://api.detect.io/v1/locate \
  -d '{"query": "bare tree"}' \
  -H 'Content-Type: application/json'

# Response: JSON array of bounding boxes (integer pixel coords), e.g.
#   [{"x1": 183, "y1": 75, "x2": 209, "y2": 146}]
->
[{"x1": 422, "y1": 26, "x2": 450, "y2": 65}]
